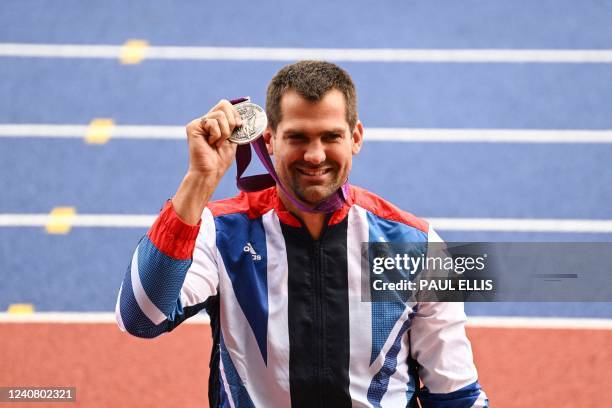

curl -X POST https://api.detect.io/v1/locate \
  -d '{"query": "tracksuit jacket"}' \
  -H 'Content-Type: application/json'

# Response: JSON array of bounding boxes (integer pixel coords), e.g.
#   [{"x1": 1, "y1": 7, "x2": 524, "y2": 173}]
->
[{"x1": 116, "y1": 185, "x2": 489, "y2": 407}]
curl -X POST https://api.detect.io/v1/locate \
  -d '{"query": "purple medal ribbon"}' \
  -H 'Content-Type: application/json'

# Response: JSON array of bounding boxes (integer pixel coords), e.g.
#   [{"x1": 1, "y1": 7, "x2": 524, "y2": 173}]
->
[{"x1": 230, "y1": 97, "x2": 349, "y2": 214}]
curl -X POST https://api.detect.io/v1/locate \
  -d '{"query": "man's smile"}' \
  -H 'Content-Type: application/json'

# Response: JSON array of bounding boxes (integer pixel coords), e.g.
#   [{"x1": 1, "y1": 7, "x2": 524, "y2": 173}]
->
[{"x1": 295, "y1": 166, "x2": 332, "y2": 178}]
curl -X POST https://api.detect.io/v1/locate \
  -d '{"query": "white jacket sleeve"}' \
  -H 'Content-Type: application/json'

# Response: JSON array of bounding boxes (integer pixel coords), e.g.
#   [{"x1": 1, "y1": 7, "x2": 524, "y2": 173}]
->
[{"x1": 410, "y1": 227, "x2": 489, "y2": 407}]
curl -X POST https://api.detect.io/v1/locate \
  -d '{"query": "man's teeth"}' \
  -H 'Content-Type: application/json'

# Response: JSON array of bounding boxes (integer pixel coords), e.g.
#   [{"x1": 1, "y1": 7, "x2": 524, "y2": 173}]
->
[{"x1": 300, "y1": 168, "x2": 327, "y2": 176}]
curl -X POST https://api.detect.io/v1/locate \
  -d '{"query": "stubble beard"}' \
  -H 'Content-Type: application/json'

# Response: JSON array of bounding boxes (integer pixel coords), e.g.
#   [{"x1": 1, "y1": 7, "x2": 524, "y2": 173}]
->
[{"x1": 287, "y1": 164, "x2": 343, "y2": 205}]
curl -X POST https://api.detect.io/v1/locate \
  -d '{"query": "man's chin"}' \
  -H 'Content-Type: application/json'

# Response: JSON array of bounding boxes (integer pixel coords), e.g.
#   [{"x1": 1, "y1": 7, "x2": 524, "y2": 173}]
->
[{"x1": 295, "y1": 187, "x2": 336, "y2": 206}]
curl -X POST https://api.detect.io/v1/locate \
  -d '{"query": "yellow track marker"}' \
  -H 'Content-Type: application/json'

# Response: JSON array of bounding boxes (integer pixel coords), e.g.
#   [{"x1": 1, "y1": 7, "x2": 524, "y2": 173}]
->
[
  {"x1": 46, "y1": 207, "x2": 77, "y2": 234},
  {"x1": 85, "y1": 118, "x2": 115, "y2": 144},
  {"x1": 120, "y1": 39, "x2": 149, "y2": 64},
  {"x1": 8, "y1": 304, "x2": 34, "y2": 314}
]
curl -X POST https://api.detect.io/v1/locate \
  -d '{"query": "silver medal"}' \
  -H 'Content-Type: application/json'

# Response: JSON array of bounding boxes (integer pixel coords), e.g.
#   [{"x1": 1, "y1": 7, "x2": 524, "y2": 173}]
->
[{"x1": 230, "y1": 101, "x2": 268, "y2": 144}]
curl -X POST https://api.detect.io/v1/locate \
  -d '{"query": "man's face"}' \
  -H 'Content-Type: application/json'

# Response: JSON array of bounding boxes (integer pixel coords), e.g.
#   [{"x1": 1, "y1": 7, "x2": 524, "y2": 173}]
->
[{"x1": 265, "y1": 89, "x2": 363, "y2": 206}]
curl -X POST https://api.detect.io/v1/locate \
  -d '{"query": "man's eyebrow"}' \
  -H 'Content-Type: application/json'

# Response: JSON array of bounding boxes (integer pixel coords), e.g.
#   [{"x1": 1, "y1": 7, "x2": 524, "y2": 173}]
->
[
  {"x1": 283, "y1": 130, "x2": 307, "y2": 137},
  {"x1": 282, "y1": 128, "x2": 347, "y2": 138},
  {"x1": 285, "y1": 128, "x2": 345, "y2": 134},
  {"x1": 322, "y1": 128, "x2": 346, "y2": 135}
]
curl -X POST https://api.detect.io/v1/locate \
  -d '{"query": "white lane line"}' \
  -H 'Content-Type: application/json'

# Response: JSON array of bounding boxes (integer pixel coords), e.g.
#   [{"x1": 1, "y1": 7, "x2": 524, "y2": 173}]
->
[
  {"x1": 0, "y1": 214, "x2": 156, "y2": 228},
  {"x1": 2, "y1": 124, "x2": 612, "y2": 143},
  {"x1": 0, "y1": 124, "x2": 184, "y2": 139},
  {"x1": 0, "y1": 312, "x2": 210, "y2": 324},
  {"x1": 428, "y1": 218, "x2": 612, "y2": 233},
  {"x1": 1, "y1": 43, "x2": 612, "y2": 63},
  {"x1": 1, "y1": 214, "x2": 611, "y2": 233},
  {"x1": 1, "y1": 312, "x2": 610, "y2": 330},
  {"x1": 467, "y1": 316, "x2": 612, "y2": 330},
  {"x1": 365, "y1": 128, "x2": 612, "y2": 143}
]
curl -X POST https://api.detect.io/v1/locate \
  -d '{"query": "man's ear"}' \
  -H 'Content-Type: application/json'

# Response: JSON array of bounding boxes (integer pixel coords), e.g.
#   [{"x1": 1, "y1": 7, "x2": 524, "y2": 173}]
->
[
  {"x1": 351, "y1": 120, "x2": 364, "y2": 155},
  {"x1": 263, "y1": 128, "x2": 274, "y2": 155}
]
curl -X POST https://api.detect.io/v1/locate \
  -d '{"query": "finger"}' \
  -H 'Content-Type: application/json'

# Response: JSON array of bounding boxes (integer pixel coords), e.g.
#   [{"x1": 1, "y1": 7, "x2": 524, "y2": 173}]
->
[
  {"x1": 214, "y1": 110, "x2": 231, "y2": 143},
  {"x1": 203, "y1": 111, "x2": 227, "y2": 143},
  {"x1": 204, "y1": 118, "x2": 222, "y2": 146},
  {"x1": 206, "y1": 111, "x2": 230, "y2": 144},
  {"x1": 186, "y1": 117, "x2": 207, "y2": 141},
  {"x1": 217, "y1": 101, "x2": 241, "y2": 131}
]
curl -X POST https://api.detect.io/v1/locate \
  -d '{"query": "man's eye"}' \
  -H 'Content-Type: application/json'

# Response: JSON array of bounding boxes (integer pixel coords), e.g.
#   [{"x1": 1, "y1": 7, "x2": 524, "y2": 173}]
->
[
  {"x1": 287, "y1": 134, "x2": 306, "y2": 142},
  {"x1": 324, "y1": 133, "x2": 342, "y2": 141}
]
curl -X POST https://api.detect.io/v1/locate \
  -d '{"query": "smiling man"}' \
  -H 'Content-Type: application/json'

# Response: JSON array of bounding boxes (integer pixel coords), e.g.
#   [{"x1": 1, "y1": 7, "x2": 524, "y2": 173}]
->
[
  {"x1": 116, "y1": 61, "x2": 488, "y2": 407},
  {"x1": 271, "y1": 89, "x2": 354, "y2": 203},
  {"x1": 265, "y1": 85, "x2": 363, "y2": 239}
]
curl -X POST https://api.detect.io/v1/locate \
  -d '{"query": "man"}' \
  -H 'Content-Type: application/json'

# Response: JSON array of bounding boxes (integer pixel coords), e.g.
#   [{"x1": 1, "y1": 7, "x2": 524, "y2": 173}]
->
[{"x1": 116, "y1": 61, "x2": 489, "y2": 407}]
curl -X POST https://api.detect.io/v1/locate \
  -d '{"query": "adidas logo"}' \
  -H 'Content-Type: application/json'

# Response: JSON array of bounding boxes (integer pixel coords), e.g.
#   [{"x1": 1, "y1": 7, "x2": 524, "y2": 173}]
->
[{"x1": 243, "y1": 242, "x2": 262, "y2": 261}]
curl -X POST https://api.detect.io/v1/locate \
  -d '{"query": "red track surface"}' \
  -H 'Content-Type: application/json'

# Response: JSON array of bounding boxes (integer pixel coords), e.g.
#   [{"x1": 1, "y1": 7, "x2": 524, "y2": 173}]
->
[{"x1": 1, "y1": 323, "x2": 610, "y2": 407}]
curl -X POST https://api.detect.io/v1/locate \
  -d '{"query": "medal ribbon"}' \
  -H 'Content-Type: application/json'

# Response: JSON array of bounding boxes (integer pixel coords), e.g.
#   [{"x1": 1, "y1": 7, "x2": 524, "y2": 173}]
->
[{"x1": 231, "y1": 97, "x2": 349, "y2": 213}]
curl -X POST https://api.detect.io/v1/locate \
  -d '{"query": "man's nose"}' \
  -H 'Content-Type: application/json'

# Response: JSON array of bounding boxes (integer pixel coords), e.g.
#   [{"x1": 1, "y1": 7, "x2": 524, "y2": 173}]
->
[{"x1": 303, "y1": 140, "x2": 326, "y2": 165}]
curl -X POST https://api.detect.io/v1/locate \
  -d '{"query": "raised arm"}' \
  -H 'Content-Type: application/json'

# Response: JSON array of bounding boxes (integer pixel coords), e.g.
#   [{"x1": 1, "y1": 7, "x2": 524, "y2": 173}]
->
[{"x1": 115, "y1": 100, "x2": 242, "y2": 338}]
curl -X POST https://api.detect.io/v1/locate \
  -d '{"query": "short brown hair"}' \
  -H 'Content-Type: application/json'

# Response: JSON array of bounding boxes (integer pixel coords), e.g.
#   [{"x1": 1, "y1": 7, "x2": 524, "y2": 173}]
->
[{"x1": 266, "y1": 60, "x2": 358, "y2": 131}]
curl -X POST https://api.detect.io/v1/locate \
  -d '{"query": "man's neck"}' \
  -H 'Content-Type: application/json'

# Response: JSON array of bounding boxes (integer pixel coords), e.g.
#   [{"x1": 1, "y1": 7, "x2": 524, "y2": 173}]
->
[{"x1": 277, "y1": 188, "x2": 327, "y2": 240}]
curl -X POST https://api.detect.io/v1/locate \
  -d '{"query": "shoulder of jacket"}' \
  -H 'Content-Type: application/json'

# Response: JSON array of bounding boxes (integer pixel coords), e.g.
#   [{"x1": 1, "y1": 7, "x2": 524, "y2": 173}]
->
[
  {"x1": 350, "y1": 185, "x2": 429, "y2": 233},
  {"x1": 208, "y1": 187, "x2": 276, "y2": 219}
]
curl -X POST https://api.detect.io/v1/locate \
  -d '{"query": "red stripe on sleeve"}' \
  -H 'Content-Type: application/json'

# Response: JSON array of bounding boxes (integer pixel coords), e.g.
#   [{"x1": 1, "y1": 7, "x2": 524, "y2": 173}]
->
[{"x1": 147, "y1": 200, "x2": 202, "y2": 260}]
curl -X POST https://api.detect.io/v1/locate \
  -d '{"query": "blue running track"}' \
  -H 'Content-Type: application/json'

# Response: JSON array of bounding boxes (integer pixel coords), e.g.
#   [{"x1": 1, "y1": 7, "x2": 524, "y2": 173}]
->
[{"x1": 1, "y1": 0, "x2": 611, "y2": 317}]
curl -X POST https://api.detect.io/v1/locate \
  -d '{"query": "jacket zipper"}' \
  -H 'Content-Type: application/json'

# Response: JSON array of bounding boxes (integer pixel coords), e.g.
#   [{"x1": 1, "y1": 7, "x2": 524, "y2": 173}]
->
[{"x1": 312, "y1": 239, "x2": 324, "y2": 407}]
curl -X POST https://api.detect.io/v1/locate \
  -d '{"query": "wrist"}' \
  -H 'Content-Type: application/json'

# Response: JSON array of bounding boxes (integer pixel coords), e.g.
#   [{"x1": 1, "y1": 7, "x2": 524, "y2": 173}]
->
[
  {"x1": 173, "y1": 172, "x2": 219, "y2": 225},
  {"x1": 184, "y1": 166, "x2": 221, "y2": 185},
  {"x1": 184, "y1": 169, "x2": 220, "y2": 190}
]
